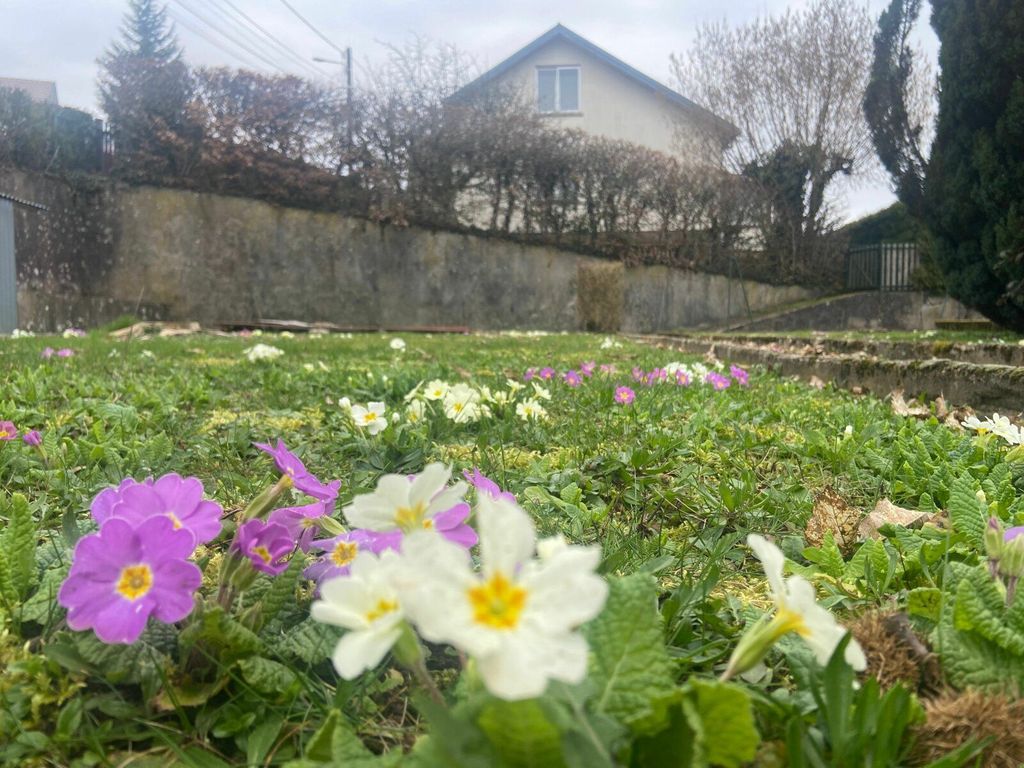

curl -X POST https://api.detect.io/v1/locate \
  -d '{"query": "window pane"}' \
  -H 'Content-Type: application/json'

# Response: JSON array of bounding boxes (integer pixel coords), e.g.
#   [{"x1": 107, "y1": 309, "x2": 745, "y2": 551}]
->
[
  {"x1": 558, "y1": 68, "x2": 579, "y2": 111},
  {"x1": 537, "y1": 69, "x2": 556, "y2": 112}
]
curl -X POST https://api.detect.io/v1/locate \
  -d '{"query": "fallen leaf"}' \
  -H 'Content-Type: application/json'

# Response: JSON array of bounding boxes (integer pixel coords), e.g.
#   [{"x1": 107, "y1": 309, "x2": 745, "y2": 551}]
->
[{"x1": 858, "y1": 499, "x2": 932, "y2": 540}]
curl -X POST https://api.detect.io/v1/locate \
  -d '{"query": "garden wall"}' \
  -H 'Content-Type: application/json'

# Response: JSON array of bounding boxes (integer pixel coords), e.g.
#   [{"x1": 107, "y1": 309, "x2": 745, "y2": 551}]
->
[{"x1": 2, "y1": 169, "x2": 820, "y2": 332}]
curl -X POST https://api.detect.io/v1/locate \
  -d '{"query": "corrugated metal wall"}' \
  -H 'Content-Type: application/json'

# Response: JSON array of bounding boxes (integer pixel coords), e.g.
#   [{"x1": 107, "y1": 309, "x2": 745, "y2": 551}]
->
[{"x1": 0, "y1": 200, "x2": 17, "y2": 333}]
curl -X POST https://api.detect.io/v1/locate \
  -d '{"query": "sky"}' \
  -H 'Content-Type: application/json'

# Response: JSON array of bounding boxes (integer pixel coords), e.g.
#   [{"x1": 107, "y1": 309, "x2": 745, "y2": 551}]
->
[{"x1": 1, "y1": 0, "x2": 938, "y2": 221}]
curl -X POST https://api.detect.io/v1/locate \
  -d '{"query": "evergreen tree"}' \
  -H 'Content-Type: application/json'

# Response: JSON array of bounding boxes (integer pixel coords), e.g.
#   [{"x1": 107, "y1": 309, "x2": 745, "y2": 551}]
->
[
  {"x1": 924, "y1": 0, "x2": 1024, "y2": 330},
  {"x1": 868, "y1": 0, "x2": 1024, "y2": 328},
  {"x1": 98, "y1": 0, "x2": 200, "y2": 179}
]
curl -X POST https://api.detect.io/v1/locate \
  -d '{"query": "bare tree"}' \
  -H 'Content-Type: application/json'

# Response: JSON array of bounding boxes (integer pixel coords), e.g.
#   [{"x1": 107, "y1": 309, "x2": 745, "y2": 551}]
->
[{"x1": 671, "y1": 0, "x2": 878, "y2": 274}]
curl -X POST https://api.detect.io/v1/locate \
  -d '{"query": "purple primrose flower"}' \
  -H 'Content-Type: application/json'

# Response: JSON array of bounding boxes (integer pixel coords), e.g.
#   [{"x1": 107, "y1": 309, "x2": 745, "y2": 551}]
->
[
  {"x1": 303, "y1": 529, "x2": 381, "y2": 587},
  {"x1": 564, "y1": 370, "x2": 582, "y2": 388},
  {"x1": 22, "y1": 429, "x2": 42, "y2": 446},
  {"x1": 706, "y1": 372, "x2": 731, "y2": 391},
  {"x1": 463, "y1": 467, "x2": 517, "y2": 503},
  {"x1": 57, "y1": 516, "x2": 202, "y2": 644},
  {"x1": 614, "y1": 386, "x2": 636, "y2": 405},
  {"x1": 0, "y1": 421, "x2": 17, "y2": 441},
  {"x1": 108, "y1": 473, "x2": 223, "y2": 548},
  {"x1": 233, "y1": 519, "x2": 294, "y2": 575},
  {"x1": 730, "y1": 365, "x2": 750, "y2": 386},
  {"x1": 268, "y1": 501, "x2": 329, "y2": 552},
  {"x1": 255, "y1": 439, "x2": 341, "y2": 505}
]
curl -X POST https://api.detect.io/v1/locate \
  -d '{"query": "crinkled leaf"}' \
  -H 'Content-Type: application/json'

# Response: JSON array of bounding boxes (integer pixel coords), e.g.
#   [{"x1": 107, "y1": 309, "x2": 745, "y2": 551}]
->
[
  {"x1": 275, "y1": 617, "x2": 342, "y2": 664},
  {"x1": 586, "y1": 573, "x2": 675, "y2": 730},
  {"x1": 0, "y1": 493, "x2": 37, "y2": 602},
  {"x1": 477, "y1": 699, "x2": 567, "y2": 768},
  {"x1": 689, "y1": 680, "x2": 759, "y2": 768},
  {"x1": 907, "y1": 587, "x2": 942, "y2": 622},
  {"x1": 236, "y1": 656, "x2": 300, "y2": 700},
  {"x1": 947, "y1": 475, "x2": 986, "y2": 551}
]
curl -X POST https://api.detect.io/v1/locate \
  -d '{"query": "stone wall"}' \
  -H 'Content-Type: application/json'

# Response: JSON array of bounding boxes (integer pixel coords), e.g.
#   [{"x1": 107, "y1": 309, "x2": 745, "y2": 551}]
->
[{"x1": 3, "y1": 169, "x2": 820, "y2": 332}]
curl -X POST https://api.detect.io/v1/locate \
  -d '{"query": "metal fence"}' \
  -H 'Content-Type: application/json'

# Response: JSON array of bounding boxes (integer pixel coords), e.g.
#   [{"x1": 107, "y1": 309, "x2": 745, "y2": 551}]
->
[{"x1": 845, "y1": 242, "x2": 919, "y2": 291}]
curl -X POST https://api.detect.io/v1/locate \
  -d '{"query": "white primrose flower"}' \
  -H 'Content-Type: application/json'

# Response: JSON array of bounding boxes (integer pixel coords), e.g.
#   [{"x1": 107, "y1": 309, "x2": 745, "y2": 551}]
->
[
  {"x1": 531, "y1": 382, "x2": 552, "y2": 401},
  {"x1": 311, "y1": 550, "x2": 406, "y2": 679},
  {"x1": 401, "y1": 493, "x2": 607, "y2": 700},
  {"x1": 723, "y1": 535, "x2": 866, "y2": 679},
  {"x1": 988, "y1": 414, "x2": 1022, "y2": 445},
  {"x1": 406, "y1": 400, "x2": 426, "y2": 424},
  {"x1": 444, "y1": 383, "x2": 482, "y2": 423},
  {"x1": 516, "y1": 398, "x2": 548, "y2": 421},
  {"x1": 491, "y1": 390, "x2": 513, "y2": 407},
  {"x1": 390, "y1": 337, "x2": 406, "y2": 351},
  {"x1": 338, "y1": 396, "x2": 353, "y2": 413},
  {"x1": 344, "y1": 462, "x2": 468, "y2": 535},
  {"x1": 351, "y1": 402, "x2": 387, "y2": 435},
  {"x1": 243, "y1": 343, "x2": 284, "y2": 362},
  {"x1": 506, "y1": 379, "x2": 525, "y2": 393},
  {"x1": 424, "y1": 379, "x2": 450, "y2": 401}
]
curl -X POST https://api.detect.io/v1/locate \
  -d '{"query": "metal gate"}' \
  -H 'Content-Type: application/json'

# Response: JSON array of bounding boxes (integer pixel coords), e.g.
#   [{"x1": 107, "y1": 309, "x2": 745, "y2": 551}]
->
[
  {"x1": 0, "y1": 199, "x2": 16, "y2": 334},
  {"x1": 845, "y1": 242, "x2": 919, "y2": 292}
]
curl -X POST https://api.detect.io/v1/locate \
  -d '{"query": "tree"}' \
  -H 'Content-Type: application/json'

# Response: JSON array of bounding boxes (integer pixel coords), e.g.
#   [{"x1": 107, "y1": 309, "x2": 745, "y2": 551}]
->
[
  {"x1": 897, "y1": 1, "x2": 1023, "y2": 329},
  {"x1": 863, "y1": 0, "x2": 931, "y2": 217},
  {"x1": 671, "y1": 0, "x2": 876, "y2": 277},
  {"x1": 98, "y1": 0, "x2": 200, "y2": 179}
]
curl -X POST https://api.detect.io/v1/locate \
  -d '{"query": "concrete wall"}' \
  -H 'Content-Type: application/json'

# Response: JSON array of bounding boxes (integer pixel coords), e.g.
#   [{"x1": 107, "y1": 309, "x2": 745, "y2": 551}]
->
[{"x1": 2, "y1": 169, "x2": 819, "y2": 333}]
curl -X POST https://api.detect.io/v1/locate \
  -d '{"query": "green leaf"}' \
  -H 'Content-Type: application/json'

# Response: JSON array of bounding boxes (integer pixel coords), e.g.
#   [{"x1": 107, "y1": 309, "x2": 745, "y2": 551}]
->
[
  {"x1": 276, "y1": 617, "x2": 342, "y2": 664},
  {"x1": 258, "y1": 556, "x2": 303, "y2": 629},
  {"x1": 236, "y1": 656, "x2": 300, "y2": 700},
  {"x1": 477, "y1": 699, "x2": 567, "y2": 768},
  {"x1": 803, "y1": 532, "x2": 844, "y2": 579},
  {"x1": 948, "y1": 475, "x2": 986, "y2": 551},
  {"x1": 0, "y1": 493, "x2": 37, "y2": 603},
  {"x1": 907, "y1": 587, "x2": 942, "y2": 622},
  {"x1": 689, "y1": 680, "x2": 759, "y2": 768},
  {"x1": 586, "y1": 573, "x2": 675, "y2": 730}
]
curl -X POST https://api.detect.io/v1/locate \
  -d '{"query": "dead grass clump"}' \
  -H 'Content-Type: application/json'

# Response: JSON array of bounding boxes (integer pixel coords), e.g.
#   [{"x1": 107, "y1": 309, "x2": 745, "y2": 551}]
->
[{"x1": 910, "y1": 689, "x2": 1024, "y2": 768}]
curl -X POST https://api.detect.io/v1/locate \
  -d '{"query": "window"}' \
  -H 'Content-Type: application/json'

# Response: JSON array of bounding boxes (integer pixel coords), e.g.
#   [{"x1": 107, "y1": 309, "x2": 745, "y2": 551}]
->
[{"x1": 536, "y1": 66, "x2": 580, "y2": 113}]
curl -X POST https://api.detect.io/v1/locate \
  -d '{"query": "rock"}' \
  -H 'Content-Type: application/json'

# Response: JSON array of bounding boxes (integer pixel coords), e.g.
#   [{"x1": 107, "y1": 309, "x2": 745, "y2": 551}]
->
[{"x1": 858, "y1": 499, "x2": 932, "y2": 540}]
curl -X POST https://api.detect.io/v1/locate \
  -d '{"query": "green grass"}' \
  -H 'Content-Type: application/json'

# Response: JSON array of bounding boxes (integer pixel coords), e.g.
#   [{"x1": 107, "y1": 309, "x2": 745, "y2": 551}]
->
[{"x1": 0, "y1": 331, "x2": 1019, "y2": 766}]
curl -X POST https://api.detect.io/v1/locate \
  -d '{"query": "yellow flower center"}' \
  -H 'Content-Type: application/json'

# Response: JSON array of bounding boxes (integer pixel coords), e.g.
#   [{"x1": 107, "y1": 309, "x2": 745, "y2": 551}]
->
[
  {"x1": 0, "y1": 430, "x2": 9, "y2": 439},
  {"x1": 363, "y1": 412, "x2": 377, "y2": 424},
  {"x1": 253, "y1": 545, "x2": 273, "y2": 564},
  {"x1": 115, "y1": 563, "x2": 154, "y2": 601},
  {"x1": 394, "y1": 501, "x2": 428, "y2": 531},
  {"x1": 467, "y1": 573, "x2": 527, "y2": 630},
  {"x1": 331, "y1": 540, "x2": 359, "y2": 567},
  {"x1": 166, "y1": 511, "x2": 183, "y2": 530},
  {"x1": 365, "y1": 598, "x2": 399, "y2": 623},
  {"x1": 452, "y1": 402, "x2": 464, "y2": 413},
  {"x1": 772, "y1": 606, "x2": 811, "y2": 639}
]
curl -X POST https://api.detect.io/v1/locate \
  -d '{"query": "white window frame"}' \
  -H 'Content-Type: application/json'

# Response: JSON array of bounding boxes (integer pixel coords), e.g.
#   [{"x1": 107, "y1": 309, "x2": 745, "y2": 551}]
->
[{"x1": 535, "y1": 65, "x2": 581, "y2": 114}]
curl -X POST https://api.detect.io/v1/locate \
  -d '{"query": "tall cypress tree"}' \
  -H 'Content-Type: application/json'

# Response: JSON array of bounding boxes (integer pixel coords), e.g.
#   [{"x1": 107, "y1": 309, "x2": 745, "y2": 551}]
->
[
  {"x1": 98, "y1": 0, "x2": 200, "y2": 179},
  {"x1": 924, "y1": 0, "x2": 1024, "y2": 329},
  {"x1": 868, "y1": 0, "x2": 1024, "y2": 328}
]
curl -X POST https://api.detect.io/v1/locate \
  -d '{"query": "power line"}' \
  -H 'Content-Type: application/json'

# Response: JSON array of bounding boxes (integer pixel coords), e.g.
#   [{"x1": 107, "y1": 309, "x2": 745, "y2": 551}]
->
[
  {"x1": 169, "y1": 0, "x2": 289, "y2": 74},
  {"x1": 167, "y1": 8, "x2": 269, "y2": 72},
  {"x1": 210, "y1": 0, "x2": 331, "y2": 79},
  {"x1": 275, "y1": 0, "x2": 344, "y2": 55}
]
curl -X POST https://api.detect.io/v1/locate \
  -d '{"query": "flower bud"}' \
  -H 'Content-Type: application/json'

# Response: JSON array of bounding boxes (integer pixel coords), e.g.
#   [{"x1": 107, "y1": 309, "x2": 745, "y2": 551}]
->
[
  {"x1": 999, "y1": 536, "x2": 1024, "y2": 580},
  {"x1": 985, "y1": 517, "x2": 1005, "y2": 561}
]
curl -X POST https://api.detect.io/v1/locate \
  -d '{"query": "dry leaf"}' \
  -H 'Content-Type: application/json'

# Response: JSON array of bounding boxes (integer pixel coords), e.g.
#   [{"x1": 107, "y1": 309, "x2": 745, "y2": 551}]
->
[
  {"x1": 808, "y1": 375, "x2": 825, "y2": 390},
  {"x1": 890, "y1": 389, "x2": 929, "y2": 418},
  {"x1": 805, "y1": 487, "x2": 861, "y2": 554},
  {"x1": 858, "y1": 498, "x2": 932, "y2": 540}
]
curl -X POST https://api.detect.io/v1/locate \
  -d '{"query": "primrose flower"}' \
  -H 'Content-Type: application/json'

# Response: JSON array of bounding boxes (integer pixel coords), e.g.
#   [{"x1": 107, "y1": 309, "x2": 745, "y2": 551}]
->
[
  {"x1": 443, "y1": 384, "x2": 482, "y2": 424},
  {"x1": 255, "y1": 439, "x2": 341, "y2": 503},
  {"x1": 523, "y1": 368, "x2": 536, "y2": 382},
  {"x1": 424, "y1": 380, "x2": 450, "y2": 401},
  {"x1": 580, "y1": 361, "x2": 596, "y2": 377},
  {"x1": 106, "y1": 473, "x2": 223, "y2": 548},
  {"x1": 531, "y1": 382, "x2": 551, "y2": 401},
  {"x1": 338, "y1": 397, "x2": 353, "y2": 412},
  {"x1": 402, "y1": 492, "x2": 607, "y2": 700},
  {"x1": 706, "y1": 372, "x2": 731, "y2": 391},
  {"x1": 506, "y1": 379, "x2": 525, "y2": 393},
  {"x1": 632, "y1": 367, "x2": 644, "y2": 382},
  {"x1": 22, "y1": 429, "x2": 42, "y2": 446},
  {"x1": 614, "y1": 386, "x2": 635, "y2": 405},
  {"x1": 406, "y1": 400, "x2": 426, "y2": 424},
  {"x1": 343, "y1": 463, "x2": 476, "y2": 551},
  {"x1": 41, "y1": 347, "x2": 55, "y2": 359},
  {"x1": 730, "y1": 365, "x2": 750, "y2": 386},
  {"x1": 311, "y1": 549, "x2": 407, "y2": 679},
  {"x1": 304, "y1": 529, "x2": 380, "y2": 587},
  {"x1": 351, "y1": 402, "x2": 388, "y2": 435},
  {"x1": 463, "y1": 468, "x2": 517, "y2": 503},
  {"x1": 538, "y1": 367, "x2": 555, "y2": 381},
  {"x1": 57, "y1": 348, "x2": 75, "y2": 358},
  {"x1": 0, "y1": 421, "x2": 17, "y2": 441},
  {"x1": 599, "y1": 363, "x2": 616, "y2": 375},
  {"x1": 233, "y1": 519, "x2": 294, "y2": 575},
  {"x1": 243, "y1": 343, "x2": 284, "y2": 362},
  {"x1": 599, "y1": 336, "x2": 621, "y2": 349},
  {"x1": 389, "y1": 337, "x2": 406, "y2": 351},
  {"x1": 722, "y1": 534, "x2": 866, "y2": 680},
  {"x1": 564, "y1": 370, "x2": 582, "y2": 388},
  {"x1": 984, "y1": 414, "x2": 1023, "y2": 445},
  {"x1": 675, "y1": 371, "x2": 690, "y2": 387},
  {"x1": 63, "y1": 327, "x2": 86, "y2": 338},
  {"x1": 58, "y1": 516, "x2": 202, "y2": 644},
  {"x1": 515, "y1": 398, "x2": 547, "y2": 421},
  {"x1": 268, "y1": 501, "x2": 329, "y2": 552}
]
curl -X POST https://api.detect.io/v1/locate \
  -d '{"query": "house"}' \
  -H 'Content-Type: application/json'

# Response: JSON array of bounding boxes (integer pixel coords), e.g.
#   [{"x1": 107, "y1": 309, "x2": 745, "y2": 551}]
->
[
  {"x1": 0, "y1": 77, "x2": 59, "y2": 106},
  {"x1": 452, "y1": 24, "x2": 736, "y2": 162}
]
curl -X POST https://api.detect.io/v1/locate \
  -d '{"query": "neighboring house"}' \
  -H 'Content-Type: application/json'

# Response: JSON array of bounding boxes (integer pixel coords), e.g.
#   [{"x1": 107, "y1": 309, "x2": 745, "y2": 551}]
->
[
  {"x1": 0, "y1": 77, "x2": 59, "y2": 106},
  {"x1": 452, "y1": 24, "x2": 736, "y2": 162}
]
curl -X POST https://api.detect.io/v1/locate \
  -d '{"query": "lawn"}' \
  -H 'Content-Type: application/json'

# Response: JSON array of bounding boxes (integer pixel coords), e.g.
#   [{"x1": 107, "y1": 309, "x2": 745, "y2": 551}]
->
[{"x1": 1, "y1": 331, "x2": 1022, "y2": 766}]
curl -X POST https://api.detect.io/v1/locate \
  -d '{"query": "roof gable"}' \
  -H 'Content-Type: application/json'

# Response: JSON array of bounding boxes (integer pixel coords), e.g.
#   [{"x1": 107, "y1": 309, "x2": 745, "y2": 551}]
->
[
  {"x1": 452, "y1": 24, "x2": 736, "y2": 141},
  {"x1": 0, "y1": 77, "x2": 59, "y2": 105}
]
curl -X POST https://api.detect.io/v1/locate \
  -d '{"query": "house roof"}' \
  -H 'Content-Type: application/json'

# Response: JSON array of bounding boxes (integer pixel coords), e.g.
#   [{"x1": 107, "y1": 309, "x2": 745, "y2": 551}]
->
[
  {"x1": 0, "y1": 77, "x2": 59, "y2": 105},
  {"x1": 451, "y1": 24, "x2": 737, "y2": 142}
]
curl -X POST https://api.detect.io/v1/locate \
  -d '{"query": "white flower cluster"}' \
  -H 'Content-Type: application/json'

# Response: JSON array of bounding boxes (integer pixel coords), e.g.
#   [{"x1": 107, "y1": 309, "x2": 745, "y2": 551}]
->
[
  {"x1": 599, "y1": 336, "x2": 622, "y2": 349},
  {"x1": 962, "y1": 413, "x2": 1024, "y2": 445},
  {"x1": 311, "y1": 467, "x2": 607, "y2": 700},
  {"x1": 243, "y1": 343, "x2": 285, "y2": 362},
  {"x1": 339, "y1": 398, "x2": 388, "y2": 435},
  {"x1": 9, "y1": 328, "x2": 35, "y2": 339}
]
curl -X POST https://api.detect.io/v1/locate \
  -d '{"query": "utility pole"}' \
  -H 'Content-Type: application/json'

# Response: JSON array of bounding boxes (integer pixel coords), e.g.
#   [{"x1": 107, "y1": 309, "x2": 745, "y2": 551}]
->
[{"x1": 314, "y1": 46, "x2": 353, "y2": 164}]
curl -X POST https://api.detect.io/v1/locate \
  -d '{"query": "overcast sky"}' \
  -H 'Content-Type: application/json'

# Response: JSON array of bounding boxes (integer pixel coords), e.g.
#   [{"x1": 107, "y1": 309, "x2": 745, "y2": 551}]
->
[{"x1": 1, "y1": 0, "x2": 938, "y2": 221}]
